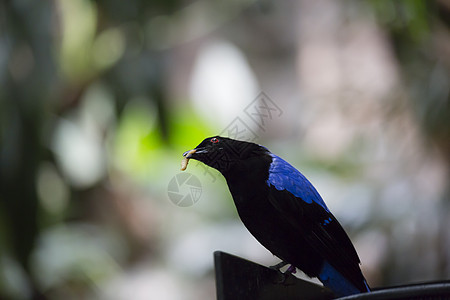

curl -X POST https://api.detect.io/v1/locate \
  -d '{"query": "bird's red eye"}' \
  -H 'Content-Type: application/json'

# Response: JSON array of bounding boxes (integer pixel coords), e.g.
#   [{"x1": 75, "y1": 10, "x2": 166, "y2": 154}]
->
[{"x1": 210, "y1": 137, "x2": 219, "y2": 144}]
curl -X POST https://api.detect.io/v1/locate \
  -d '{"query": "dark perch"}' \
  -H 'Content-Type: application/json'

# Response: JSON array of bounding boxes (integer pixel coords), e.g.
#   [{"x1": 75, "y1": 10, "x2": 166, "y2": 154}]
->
[
  {"x1": 214, "y1": 251, "x2": 450, "y2": 300},
  {"x1": 214, "y1": 251, "x2": 334, "y2": 300}
]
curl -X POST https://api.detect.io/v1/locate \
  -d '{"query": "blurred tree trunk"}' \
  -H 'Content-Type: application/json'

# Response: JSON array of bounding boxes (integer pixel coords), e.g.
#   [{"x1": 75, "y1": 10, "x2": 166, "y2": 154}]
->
[{"x1": 0, "y1": 1, "x2": 57, "y2": 298}]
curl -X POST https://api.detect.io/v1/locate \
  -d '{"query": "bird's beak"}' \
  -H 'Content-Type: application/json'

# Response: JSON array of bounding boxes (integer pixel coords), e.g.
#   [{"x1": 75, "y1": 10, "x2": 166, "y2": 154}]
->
[
  {"x1": 183, "y1": 149, "x2": 196, "y2": 158},
  {"x1": 181, "y1": 147, "x2": 210, "y2": 171},
  {"x1": 183, "y1": 147, "x2": 209, "y2": 158}
]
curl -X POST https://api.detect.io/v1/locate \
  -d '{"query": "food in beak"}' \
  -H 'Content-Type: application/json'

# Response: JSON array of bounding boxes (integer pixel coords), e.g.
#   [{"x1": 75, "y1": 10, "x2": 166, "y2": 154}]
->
[{"x1": 180, "y1": 149, "x2": 196, "y2": 171}]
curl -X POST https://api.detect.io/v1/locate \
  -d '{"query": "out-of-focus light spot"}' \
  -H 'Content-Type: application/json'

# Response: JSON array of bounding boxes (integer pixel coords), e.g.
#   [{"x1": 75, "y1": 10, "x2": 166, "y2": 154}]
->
[
  {"x1": 58, "y1": 0, "x2": 97, "y2": 80},
  {"x1": 167, "y1": 105, "x2": 213, "y2": 151},
  {"x1": 0, "y1": 256, "x2": 31, "y2": 300},
  {"x1": 99, "y1": 265, "x2": 186, "y2": 300},
  {"x1": 113, "y1": 99, "x2": 160, "y2": 178},
  {"x1": 31, "y1": 224, "x2": 123, "y2": 291},
  {"x1": 37, "y1": 162, "x2": 69, "y2": 215},
  {"x1": 51, "y1": 83, "x2": 113, "y2": 189},
  {"x1": 52, "y1": 118, "x2": 105, "y2": 189},
  {"x1": 93, "y1": 28, "x2": 125, "y2": 70},
  {"x1": 189, "y1": 40, "x2": 259, "y2": 128},
  {"x1": 81, "y1": 83, "x2": 116, "y2": 130}
]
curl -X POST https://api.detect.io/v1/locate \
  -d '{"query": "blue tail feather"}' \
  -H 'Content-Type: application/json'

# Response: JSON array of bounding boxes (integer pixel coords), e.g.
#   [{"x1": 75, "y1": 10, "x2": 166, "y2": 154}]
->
[{"x1": 318, "y1": 261, "x2": 370, "y2": 297}]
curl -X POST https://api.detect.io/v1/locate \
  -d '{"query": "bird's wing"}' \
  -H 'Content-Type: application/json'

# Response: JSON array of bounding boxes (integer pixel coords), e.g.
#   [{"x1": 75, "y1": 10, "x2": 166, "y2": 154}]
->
[
  {"x1": 266, "y1": 154, "x2": 330, "y2": 212},
  {"x1": 266, "y1": 154, "x2": 366, "y2": 290}
]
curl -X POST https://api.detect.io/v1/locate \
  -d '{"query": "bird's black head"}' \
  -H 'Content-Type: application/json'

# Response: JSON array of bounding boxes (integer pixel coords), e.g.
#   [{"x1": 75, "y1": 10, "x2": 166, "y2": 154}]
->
[{"x1": 183, "y1": 136, "x2": 268, "y2": 174}]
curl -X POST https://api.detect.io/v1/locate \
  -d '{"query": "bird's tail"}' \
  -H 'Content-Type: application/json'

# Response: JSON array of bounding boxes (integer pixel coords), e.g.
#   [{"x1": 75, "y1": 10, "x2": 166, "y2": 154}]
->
[{"x1": 318, "y1": 261, "x2": 370, "y2": 298}]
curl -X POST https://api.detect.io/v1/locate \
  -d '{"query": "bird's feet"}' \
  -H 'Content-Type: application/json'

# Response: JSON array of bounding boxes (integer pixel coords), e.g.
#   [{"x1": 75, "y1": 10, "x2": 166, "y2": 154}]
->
[
  {"x1": 270, "y1": 261, "x2": 297, "y2": 283},
  {"x1": 285, "y1": 264, "x2": 297, "y2": 274}
]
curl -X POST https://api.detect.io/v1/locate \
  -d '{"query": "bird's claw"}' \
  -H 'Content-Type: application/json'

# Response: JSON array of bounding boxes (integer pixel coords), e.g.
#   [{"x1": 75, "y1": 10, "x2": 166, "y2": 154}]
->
[
  {"x1": 286, "y1": 264, "x2": 297, "y2": 274},
  {"x1": 270, "y1": 261, "x2": 297, "y2": 284}
]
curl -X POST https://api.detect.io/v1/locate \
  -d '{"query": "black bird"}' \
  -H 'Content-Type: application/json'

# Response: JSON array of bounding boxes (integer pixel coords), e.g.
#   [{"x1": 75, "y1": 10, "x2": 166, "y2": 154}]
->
[{"x1": 182, "y1": 136, "x2": 370, "y2": 297}]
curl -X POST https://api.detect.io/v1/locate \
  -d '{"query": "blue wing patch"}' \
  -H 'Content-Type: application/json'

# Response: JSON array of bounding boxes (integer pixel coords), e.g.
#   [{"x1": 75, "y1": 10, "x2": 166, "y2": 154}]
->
[
  {"x1": 318, "y1": 261, "x2": 367, "y2": 297},
  {"x1": 266, "y1": 154, "x2": 330, "y2": 212}
]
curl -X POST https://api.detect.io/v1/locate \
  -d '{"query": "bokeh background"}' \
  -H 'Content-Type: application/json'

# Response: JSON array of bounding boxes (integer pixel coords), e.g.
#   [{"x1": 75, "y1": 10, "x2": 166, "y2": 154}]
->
[{"x1": 1, "y1": 0, "x2": 449, "y2": 299}]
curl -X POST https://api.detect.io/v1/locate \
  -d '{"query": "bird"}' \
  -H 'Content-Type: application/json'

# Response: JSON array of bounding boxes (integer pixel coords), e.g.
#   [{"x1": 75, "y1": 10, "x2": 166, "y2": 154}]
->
[{"x1": 181, "y1": 136, "x2": 371, "y2": 297}]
